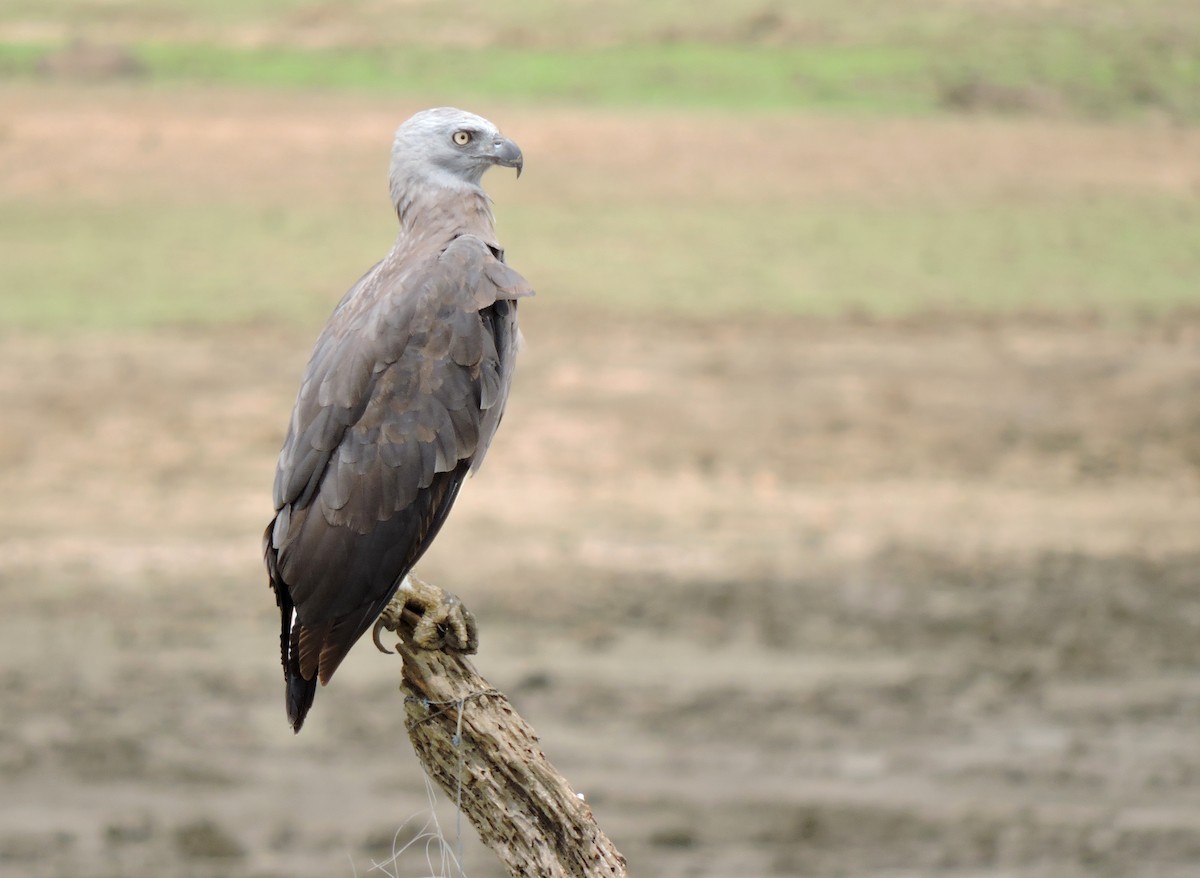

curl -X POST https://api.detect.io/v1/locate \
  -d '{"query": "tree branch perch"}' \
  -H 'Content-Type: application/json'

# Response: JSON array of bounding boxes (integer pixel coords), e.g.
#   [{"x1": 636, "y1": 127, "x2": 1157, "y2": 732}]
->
[{"x1": 376, "y1": 576, "x2": 628, "y2": 878}]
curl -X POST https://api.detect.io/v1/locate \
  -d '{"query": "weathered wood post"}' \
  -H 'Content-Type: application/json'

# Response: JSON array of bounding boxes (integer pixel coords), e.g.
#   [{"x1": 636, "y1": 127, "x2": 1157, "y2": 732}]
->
[{"x1": 376, "y1": 577, "x2": 627, "y2": 878}]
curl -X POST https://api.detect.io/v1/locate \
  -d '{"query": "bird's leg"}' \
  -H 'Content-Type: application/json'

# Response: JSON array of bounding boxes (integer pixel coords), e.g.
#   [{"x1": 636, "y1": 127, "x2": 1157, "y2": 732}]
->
[{"x1": 373, "y1": 573, "x2": 479, "y2": 655}]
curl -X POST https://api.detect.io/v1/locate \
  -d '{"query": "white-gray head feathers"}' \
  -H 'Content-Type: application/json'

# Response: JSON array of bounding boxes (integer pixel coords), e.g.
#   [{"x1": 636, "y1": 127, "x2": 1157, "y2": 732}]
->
[{"x1": 388, "y1": 107, "x2": 523, "y2": 208}]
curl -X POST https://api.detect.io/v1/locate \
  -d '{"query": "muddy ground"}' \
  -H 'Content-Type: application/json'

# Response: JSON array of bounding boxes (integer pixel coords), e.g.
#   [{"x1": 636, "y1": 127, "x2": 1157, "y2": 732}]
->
[{"x1": 2, "y1": 307, "x2": 1199, "y2": 877}]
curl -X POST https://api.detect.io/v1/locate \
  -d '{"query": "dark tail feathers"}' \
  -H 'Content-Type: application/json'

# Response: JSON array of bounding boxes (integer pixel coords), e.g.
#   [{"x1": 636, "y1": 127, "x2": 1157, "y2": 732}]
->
[
  {"x1": 286, "y1": 668, "x2": 317, "y2": 733},
  {"x1": 266, "y1": 519, "x2": 317, "y2": 734}
]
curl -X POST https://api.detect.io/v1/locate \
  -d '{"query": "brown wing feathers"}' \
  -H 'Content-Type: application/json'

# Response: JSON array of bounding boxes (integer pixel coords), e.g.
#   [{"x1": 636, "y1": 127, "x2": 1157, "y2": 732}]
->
[{"x1": 266, "y1": 236, "x2": 528, "y2": 732}]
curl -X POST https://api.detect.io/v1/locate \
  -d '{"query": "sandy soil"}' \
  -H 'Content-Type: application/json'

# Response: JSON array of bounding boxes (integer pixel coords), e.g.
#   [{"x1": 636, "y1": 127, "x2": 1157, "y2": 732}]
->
[
  {"x1": 5, "y1": 87, "x2": 1200, "y2": 207},
  {"x1": 2, "y1": 308, "x2": 1199, "y2": 878}
]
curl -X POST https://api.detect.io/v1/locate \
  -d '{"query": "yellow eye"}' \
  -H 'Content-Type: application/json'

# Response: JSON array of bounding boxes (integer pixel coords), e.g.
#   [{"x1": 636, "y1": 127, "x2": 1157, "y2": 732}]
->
[{"x1": 452, "y1": 130, "x2": 472, "y2": 146}]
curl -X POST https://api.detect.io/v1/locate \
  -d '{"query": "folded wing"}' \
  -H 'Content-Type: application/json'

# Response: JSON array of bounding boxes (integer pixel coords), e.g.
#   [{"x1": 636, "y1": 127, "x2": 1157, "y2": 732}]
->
[{"x1": 264, "y1": 235, "x2": 533, "y2": 730}]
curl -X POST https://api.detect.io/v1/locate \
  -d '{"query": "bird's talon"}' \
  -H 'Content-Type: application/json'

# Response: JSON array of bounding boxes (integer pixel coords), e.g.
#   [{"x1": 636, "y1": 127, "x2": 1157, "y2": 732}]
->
[{"x1": 371, "y1": 617, "x2": 395, "y2": 654}]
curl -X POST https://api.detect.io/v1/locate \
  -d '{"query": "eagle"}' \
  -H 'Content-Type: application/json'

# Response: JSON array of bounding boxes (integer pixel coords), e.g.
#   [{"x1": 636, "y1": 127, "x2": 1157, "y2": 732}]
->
[{"x1": 263, "y1": 108, "x2": 532, "y2": 732}]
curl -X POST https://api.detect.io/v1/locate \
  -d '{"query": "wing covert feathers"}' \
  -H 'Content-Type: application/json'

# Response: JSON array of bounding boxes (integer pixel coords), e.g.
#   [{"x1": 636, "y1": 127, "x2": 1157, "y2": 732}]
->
[{"x1": 265, "y1": 234, "x2": 530, "y2": 732}]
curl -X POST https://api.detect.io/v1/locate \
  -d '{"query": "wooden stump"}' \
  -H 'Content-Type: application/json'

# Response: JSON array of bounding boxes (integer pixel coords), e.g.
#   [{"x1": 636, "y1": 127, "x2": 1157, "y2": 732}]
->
[{"x1": 376, "y1": 577, "x2": 628, "y2": 878}]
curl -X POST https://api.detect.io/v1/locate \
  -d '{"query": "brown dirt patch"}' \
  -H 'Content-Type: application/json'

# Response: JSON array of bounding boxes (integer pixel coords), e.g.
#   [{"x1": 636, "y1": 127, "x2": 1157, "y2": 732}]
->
[{"x1": 3, "y1": 86, "x2": 1199, "y2": 208}]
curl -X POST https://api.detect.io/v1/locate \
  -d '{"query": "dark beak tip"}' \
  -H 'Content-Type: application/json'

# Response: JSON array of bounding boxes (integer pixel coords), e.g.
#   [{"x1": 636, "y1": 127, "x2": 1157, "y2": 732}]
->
[{"x1": 493, "y1": 137, "x2": 523, "y2": 177}]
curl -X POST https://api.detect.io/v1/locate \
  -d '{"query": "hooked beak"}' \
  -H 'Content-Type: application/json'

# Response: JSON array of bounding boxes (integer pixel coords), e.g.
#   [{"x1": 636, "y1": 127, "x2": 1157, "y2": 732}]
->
[{"x1": 490, "y1": 136, "x2": 524, "y2": 178}]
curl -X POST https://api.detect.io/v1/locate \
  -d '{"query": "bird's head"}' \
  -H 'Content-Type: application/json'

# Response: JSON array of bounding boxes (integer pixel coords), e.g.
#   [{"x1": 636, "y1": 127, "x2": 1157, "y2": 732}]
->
[{"x1": 389, "y1": 107, "x2": 523, "y2": 201}]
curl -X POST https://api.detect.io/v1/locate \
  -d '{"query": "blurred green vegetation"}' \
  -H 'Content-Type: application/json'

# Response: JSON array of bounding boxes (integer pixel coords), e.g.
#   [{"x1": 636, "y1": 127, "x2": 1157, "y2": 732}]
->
[
  {"x1": 3, "y1": 193, "x2": 1197, "y2": 329},
  {"x1": 0, "y1": 201, "x2": 382, "y2": 329},
  {"x1": 2, "y1": 0, "x2": 1200, "y2": 118}
]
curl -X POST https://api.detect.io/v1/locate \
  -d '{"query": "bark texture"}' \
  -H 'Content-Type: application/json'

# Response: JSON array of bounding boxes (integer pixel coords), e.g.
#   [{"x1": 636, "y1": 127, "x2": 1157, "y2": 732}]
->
[{"x1": 377, "y1": 578, "x2": 628, "y2": 878}]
